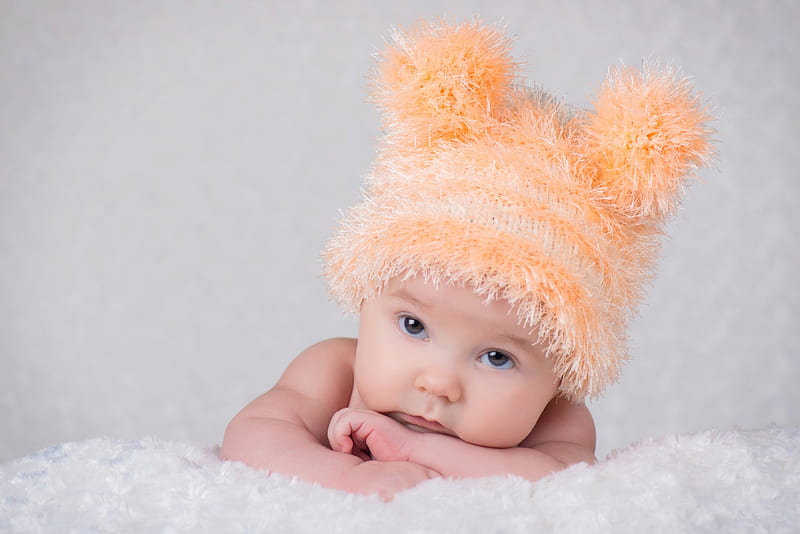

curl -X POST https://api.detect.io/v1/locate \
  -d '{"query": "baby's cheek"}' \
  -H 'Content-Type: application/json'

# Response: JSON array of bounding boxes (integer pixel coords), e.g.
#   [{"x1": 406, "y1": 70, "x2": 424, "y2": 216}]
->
[
  {"x1": 503, "y1": 419, "x2": 535, "y2": 448},
  {"x1": 467, "y1": 407, "x2": 536, "y2": 448},
  {"x1": 354, "y1": 361, "x2": 405, "y2": 411},
  {"x1": 351, "y1": 377, "x2": 390, "y2": 412}
]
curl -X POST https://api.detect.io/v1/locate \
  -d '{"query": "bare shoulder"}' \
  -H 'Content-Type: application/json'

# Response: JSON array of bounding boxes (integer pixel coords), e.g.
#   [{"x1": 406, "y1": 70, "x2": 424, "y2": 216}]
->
[
  {"x1": 222, "y1": 338, "x2": 359, "y2": 462},
  {"x1": 520, "y1": 397, "x2": 597, "y2": 463},
  {"x1": 232, "y1": 337, "x2": 358, "y2": 435},
  {"x1": 275, "y1": 337, "x2": 358, "y2": 400},
  {"x1": 278, "y1": 337, "x2": 358, "y2": 379}
]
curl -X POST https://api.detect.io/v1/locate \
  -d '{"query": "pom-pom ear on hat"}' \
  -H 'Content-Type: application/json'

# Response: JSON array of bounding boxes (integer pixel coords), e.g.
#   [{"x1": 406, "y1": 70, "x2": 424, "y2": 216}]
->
[
  {"x1": 585, "y1": 64, "x2": 714, "y2": 219},
  {"x1": 374, "y1": 18, "x2": 517, "y2": 143},
  {"x1": 323, "y1": 19, "x2": 714, "y2": 400}
]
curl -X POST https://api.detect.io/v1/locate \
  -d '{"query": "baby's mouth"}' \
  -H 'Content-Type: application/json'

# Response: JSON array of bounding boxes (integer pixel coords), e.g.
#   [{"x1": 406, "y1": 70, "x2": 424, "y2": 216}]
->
[{"x1": 387, "y1": 412, "x2": 455, "y2": 436}]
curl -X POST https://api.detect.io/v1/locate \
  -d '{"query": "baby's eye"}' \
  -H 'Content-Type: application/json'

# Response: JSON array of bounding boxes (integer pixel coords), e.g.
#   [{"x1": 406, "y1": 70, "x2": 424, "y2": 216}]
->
[
  {"x1": 399, "y1": 316, "x2": 427, "y2": 339},
  {"x1": 480, "y1": 350, "x2": 514, "y2": 370}
]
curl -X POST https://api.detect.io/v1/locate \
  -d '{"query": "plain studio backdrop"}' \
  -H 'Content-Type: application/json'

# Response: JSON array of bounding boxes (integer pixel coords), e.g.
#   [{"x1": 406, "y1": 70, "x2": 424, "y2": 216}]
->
[{"x1": 1, "y1": 0, "x2": 797, "y2": 462}]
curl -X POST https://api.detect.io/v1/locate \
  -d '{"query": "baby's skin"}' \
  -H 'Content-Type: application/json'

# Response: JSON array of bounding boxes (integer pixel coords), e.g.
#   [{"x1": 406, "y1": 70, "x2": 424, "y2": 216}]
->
[{"x1": 221, "y1": 275, "x2": 596, "y2": 500}]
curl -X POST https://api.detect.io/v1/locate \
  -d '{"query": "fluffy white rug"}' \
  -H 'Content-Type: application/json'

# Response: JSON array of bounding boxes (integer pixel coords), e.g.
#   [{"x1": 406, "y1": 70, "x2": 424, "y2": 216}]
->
[{"x1": 1, "y1": 425, "x2": 798, "y2": 533}]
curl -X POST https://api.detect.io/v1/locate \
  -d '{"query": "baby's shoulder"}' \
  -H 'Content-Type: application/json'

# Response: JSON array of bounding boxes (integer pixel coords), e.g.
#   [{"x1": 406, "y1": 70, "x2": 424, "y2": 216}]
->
[
  {"x1": 520, "y1": 398, "x2": 596, "y2": 453},
  {"x1": 276, "y1": 337, "x2": 358, "y2": 403},
  {"x1": 304, "y1": 337, "x2": 357, "y2": 360},
  {"x1": 287, "y1": 337, "x2": 358, "y2": 374}
]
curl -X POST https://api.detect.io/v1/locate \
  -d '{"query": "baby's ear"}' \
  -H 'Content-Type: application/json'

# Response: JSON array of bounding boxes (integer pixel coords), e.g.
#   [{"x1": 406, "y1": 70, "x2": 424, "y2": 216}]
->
[
  {"x1": 373, "y1": 18, "x2": 517, "y2": 144},
  {"x1": 583, "y1": 64, "x2": 714, "y2": 219}
]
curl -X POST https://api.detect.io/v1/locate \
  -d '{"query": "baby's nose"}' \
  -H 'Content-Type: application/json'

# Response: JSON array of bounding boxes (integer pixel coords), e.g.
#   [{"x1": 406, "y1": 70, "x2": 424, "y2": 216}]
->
[{"x1": 413, "y1": 365, "x2": 462, "y2": 402}]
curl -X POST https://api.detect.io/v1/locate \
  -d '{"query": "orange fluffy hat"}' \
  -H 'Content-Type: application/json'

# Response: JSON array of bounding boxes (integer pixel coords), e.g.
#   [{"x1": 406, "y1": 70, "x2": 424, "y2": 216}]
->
[{"x1": 323, "y1": 18, "x2": 714, "y2": 400}]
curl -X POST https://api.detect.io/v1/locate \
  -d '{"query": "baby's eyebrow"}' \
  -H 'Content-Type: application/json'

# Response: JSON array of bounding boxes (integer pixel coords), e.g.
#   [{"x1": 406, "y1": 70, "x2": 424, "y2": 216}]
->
[
  {"x1": 386, "y1": 287, "x2": 430, "y2": 309},
  {"x1": 496, "y1": 332, "x2": 536, "y2": 352}
]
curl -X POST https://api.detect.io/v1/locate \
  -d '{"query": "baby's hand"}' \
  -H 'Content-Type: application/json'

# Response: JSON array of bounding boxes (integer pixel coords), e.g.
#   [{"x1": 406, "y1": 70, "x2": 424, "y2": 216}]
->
[
  {"x1": 328, "y1": 408, "x2": 420, "y2": 463},
  {"x1": 339, "y1": 460, "x2": 439, "y2": 501}
]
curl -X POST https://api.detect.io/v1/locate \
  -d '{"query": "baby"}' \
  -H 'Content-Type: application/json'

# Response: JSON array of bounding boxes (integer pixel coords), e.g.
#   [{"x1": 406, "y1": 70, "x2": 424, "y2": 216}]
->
[
  {"x1": 222, "y1": 274, "x2": 596, "y2": 499},
  {"x1": 221, "y1": 18, "x2": 713, "y2": 500}
]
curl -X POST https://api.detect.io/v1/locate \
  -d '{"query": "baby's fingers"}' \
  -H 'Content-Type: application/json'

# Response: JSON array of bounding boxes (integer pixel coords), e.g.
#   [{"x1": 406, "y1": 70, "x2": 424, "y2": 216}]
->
[
  {"x1": 327, "y1": 409, "x2": 353, "y2": 453},
  {"x1": 331, "y1": 433, "x2": 354, "y2": 455},
  {"x1": 328, "y1": 409, "x2": 372, "y2": 460}
]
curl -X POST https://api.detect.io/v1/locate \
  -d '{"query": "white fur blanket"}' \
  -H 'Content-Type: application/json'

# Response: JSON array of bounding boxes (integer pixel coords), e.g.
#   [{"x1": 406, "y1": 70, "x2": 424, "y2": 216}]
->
[{"x1": 2, "y1": 426, "x2": 798, "y2": 533}]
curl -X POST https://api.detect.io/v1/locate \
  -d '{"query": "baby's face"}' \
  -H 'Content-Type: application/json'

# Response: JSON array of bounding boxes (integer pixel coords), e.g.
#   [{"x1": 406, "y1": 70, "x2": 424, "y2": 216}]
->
[{"x1": 352, "y1": 275, "x2": 559, "y2": 448}]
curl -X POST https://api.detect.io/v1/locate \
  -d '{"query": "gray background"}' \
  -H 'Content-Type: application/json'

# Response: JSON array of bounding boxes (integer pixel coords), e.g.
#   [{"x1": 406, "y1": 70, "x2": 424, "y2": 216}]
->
[{"x1": 1, "y1": 0, "x2": 797, "y2": 462}]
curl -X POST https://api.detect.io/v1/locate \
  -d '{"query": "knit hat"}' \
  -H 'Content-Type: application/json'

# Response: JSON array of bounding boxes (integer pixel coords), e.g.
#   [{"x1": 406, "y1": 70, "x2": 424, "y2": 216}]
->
[{"x1": 322, "y1": 18, "x2": 713, "y2": 400}]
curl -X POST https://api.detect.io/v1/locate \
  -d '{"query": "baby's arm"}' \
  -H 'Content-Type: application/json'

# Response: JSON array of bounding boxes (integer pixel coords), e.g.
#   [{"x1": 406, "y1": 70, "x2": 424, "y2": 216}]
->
[
  {"x1": 221, "y1": 338, "x2": 437, "y2": 498},
  {"x1": 329, "y1": 397, "x2": 595, "y2": 481},
  {"x1": 416, "y1": 397, "x2": 596, "y2": 480}
]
